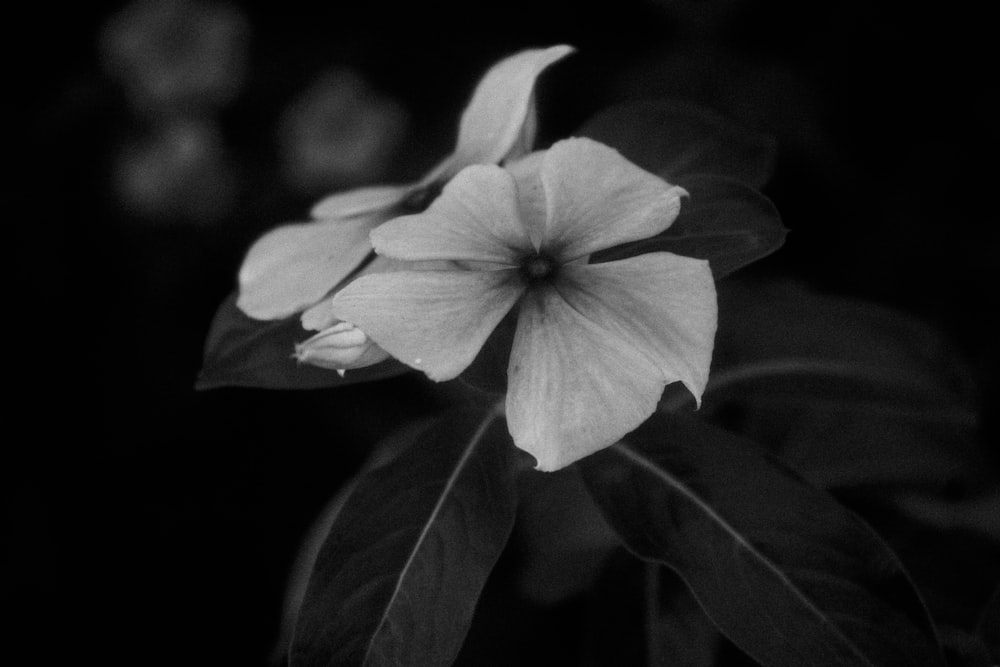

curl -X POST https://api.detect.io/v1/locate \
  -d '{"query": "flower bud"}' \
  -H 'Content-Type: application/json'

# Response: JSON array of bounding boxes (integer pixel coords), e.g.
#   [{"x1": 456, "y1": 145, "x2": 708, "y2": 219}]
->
[{"x1": 294, "y1": 321, "x2": 390, "y2": 375}]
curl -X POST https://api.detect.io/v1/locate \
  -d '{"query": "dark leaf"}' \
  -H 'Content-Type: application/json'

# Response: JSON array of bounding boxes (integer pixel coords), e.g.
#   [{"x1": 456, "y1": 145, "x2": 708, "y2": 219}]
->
[
  {"x1": 290, "y1": 404, "x2": 517, "y2": 667},
  {"x1": 698, "y1": 278, "x2": 999, "y2": 639},
  {"x1": 691, "y1": 279, "x2": 987, "y2": 492},
  {"x1": 577, "y1": 100, "x2": 778, "y2": 189},
  {"x1": 580, "y1": 410, "x2": 945, "y2": 667},
  {"x1": 937, "y1": 626, "x2": 994, "y2": 667},
  {"x1": 274, "y1": 418, "x2": 442, "y2": 663},
  {"x1": 976, "y1": 585, "x2": 1000, "y2": 663},
  {"x1": 712, "y1": 280, "x2": 978, "y2": 403},
  {"x1": 649, "y1": 564, "x2": 726, "y2": 667},
  {"x1": 514, "y1": 466, "x2": 619, "y2": 604},
  {"x1": 591, "y1": 175, "x2": 786, "y2": 280},
  {"x1": 580, "y1": 549, "x2": 648, "y2": 667},
  {"x1": 197, "y1": 292, "x2": 409, "y2": 390}
]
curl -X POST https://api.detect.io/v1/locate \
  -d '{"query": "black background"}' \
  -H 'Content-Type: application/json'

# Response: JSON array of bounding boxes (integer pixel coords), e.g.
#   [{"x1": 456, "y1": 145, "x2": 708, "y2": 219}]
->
[{"x1": 8, "y1": 0, "x2": 998, "y2": 664}]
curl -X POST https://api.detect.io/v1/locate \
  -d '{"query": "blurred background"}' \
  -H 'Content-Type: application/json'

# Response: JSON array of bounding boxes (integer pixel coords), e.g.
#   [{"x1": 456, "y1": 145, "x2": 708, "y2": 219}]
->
[{"x1": 8, "y1": 0, "x2": 998, "y2": 664}]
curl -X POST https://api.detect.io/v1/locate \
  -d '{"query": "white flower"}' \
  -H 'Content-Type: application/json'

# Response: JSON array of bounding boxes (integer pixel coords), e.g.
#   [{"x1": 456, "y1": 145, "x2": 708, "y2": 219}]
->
[
  {"x1": 331, "y1": 139, "x2": 717, "y2": 470},
  {"x1": 236, "y1": 46, "x2": 575, "y2": 326}
]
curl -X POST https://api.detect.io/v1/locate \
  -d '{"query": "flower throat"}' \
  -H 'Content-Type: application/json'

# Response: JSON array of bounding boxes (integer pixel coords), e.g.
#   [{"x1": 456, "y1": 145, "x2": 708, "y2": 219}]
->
[{"x1": 519, "y1": 252, "x2": 559, "y2": 284}]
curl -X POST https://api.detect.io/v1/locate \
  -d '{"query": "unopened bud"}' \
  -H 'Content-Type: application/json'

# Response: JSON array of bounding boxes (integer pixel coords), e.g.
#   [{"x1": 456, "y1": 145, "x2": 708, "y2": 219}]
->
[{"x1": 294, "y1": 321, "x2": 389, "y2": 374}]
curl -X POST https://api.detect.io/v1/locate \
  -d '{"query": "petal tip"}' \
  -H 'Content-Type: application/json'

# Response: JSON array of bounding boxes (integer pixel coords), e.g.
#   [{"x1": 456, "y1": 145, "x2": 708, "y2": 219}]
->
[
  {"x1": 309, "y1": 185, "x2": 410, "y2": 220},
  {"x1": 522, "y1": 442, "x2": 563, "y2": 473},
  {"x1": 541, "y1": 44, "x2": 576, "y2": 63}
]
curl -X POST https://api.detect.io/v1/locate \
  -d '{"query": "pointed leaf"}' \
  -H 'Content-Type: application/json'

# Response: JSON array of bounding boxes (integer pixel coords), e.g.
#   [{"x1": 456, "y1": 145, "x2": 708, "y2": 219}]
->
[
  {"x1": 580, "y1": 410, "x2": 945, "y2": 667},
  {"x1": 290, "y1": 404, "x2": 517, "y2": 667},
  {"x1": 577, "y1": 100, "x2": 778, "y2": 189},
  {"x1": 274, "y1": 418, "x2": 440, "y2": 661},
  {"x1": 591, "y1": 174, "x2": 786, "y2": 280},
  {"x1": 197, "y1": 293, "x2": 408, "y2": 390}
]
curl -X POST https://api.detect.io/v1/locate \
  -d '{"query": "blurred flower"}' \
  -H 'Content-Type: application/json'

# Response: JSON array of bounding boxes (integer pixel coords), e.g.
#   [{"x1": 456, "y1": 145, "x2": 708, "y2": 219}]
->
[
  {"x1": 113, "y1": 119, "x2": 236, "y2": 222},
  {"x1": 331, "y1": 138, "x2": 717, "y2": 471},
  {"x1": 278, "y1": 68, "x2": 408, "y2": 193},
  {"x1": 100, "y1": 0, "x2": 250, "y2": 114},
  {"x1": 236, "y1": 45, "x2": 574, "y2": 322}
]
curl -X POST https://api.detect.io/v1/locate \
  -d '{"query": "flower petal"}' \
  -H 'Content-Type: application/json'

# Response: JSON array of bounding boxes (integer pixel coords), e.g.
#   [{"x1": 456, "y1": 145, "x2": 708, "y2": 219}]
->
[
  {"x1": 505, "y1": 151, "x2": 547, "y2": 250},
  {"x1": 450, "y1": 45, "x2": 574, "y2": 168},
  {"x1": 370, "y1": 164, "x2": 532, "y2": 264},
  {"x1": 505, "y1": 285, "x2": 671, "y2": 472},
  {"x1": 237, "y1": 216, "x2": 378, "y2": 319},
  {"x1": 300, "y1": 296, "x2": 338, "y2": 331},
  {"x1": 540, "y1": 137, "x2": 688, "y2": 261},
  {"x1": 331, "y1": 269, "x2": 524, "y2": 381},
  {"x1": 310, "y1": 184, "x2": 412, "y2": 219},
  {"x1": 300, "y1": 256, "x2": 462, "y2": 330},
  {"x1": 558, "y1": 253, "x2": 717, "y2": 404}
]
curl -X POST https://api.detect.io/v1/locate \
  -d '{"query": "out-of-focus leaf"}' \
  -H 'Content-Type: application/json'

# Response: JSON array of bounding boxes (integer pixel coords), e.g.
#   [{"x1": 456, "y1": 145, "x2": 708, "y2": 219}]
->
[
  {"x1": 700, "y1": 279, "x2": 999, "y2": 640},
  {"x1": 650, "y1": 564, "x2": 725, "y2": 667},
  {"x1": 884, "y1": 490, "x2": 1000, "y2": 542},
  {"x1": 290, "y1": 404, "x2": 516, "y2": 667},
  {"x1": 514, "y1": 466, "x2": 619, "y2": 604},
  {"x1": 976, "y1": 585, "x2": 1000, "y2": 662},
  {"x1": 712, "y1": 279, "x2": 978, "y2": 403},
  {"x1": 580, "y1": 410, "x2": 946, "y2": 667},
  {"x1": 580, "y1": 549, "x2": 647, "y2": 667},
  {"x1": 591, "y1": 175, "x2": 786, "y2": 280},
  {"x1": 577, "y1": 100, "x2": 778, "y2": 189},
  {"x1": 197, "y1": 293, "x2": 409, "y2": 390},
  {"x1": 937, "y1": 626, "x2": 994, "y2": 667},
  {"x1": 676, "y1": 278, "x2": 989, "y2": 493}
]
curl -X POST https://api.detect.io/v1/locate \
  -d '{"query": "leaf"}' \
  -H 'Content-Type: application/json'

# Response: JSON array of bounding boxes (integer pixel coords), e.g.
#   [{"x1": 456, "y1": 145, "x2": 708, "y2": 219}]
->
[
  {"x1": 649, "y1": 563, "x2": 725, "y2": 667},
  {"x1": 273, "y1": 418, "x2": 441, "y2": 663},
  {"x1": 579, "y1": 410, "x2": 946, "y2": 667},
  {"x1": 514, "y1": 466, "x2": 619, "y2": 604},
  {"x1": 976, "y1": 584, "x2": 1000, "y2": 663},
  {"x1": 591, "y1": 174, "x2": 786, "y2": 280},
  {"x1": 936, "y1": 626, "x2": 994, "y2": 667},
  {"x1": 197, "y1": 292, "x2": 409, "y2": 390},
  {"x1": 691, "y1": 278, "x2": 987, "y2": 492},
  {"x1": 712, "y1": 280, "x2": 977, "y2": 403},
  {"x1": 580, "y1": 548, "x2": 648, "y2": 667},
  {"x1": 290, "y1": 403, "x2": 517, "y2": 667},
  {"x1": 577, "y1": 100, "x2": 778, "y2": 189}
]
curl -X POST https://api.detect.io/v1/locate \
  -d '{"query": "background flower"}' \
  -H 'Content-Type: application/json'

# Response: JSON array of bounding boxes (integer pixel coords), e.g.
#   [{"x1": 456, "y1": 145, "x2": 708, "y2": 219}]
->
[
  {"x1": 113, "y1": 118, "x2": 237, "y2": 223},
  {"x1": 100, "y1": 0, "x2": 251, "y2": 114},
  {"x1": 277, "y1": 68, "x2": 409, "y2": 194}
]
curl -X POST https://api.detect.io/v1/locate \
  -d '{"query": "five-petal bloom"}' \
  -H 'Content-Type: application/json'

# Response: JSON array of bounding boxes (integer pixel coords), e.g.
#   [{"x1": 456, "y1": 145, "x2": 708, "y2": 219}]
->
[
  {"x1": 330, "y1": 138, "x2": 717, "y2": 471},
  {"x1": 235, "y1": 45, "x2": 574, "y2": 328}
]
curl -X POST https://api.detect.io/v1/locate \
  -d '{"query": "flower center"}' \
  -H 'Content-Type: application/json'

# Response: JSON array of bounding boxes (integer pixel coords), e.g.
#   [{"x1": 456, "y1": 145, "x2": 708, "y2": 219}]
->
[{"x1": 520, "y1": 252, "x2": 559, "y2": 284}]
